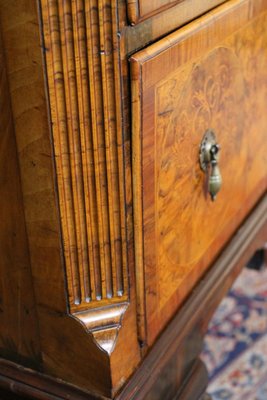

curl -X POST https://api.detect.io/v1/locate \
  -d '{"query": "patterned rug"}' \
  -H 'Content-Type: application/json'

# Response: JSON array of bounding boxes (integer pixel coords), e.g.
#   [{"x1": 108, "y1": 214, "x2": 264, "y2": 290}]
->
[{"x1": 201, "y1": 267, "x2": 267, "y2": 400}]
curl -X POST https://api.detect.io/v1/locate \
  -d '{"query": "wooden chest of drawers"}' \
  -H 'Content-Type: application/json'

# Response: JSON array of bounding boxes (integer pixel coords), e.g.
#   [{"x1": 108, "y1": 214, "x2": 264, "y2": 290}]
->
[{"x1": 0, "y1": 0, "x2": 266, "y2": 399}]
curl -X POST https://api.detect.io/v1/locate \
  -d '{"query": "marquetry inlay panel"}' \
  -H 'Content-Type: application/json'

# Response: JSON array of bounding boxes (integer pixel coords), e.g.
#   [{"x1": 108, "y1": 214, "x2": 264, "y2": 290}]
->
[
  {"x1": 39, "y1": 0, "x2": 128, "y2": 312},
  {"x1": 131, "y1": 1, "x2": 267, "y2": 345}
]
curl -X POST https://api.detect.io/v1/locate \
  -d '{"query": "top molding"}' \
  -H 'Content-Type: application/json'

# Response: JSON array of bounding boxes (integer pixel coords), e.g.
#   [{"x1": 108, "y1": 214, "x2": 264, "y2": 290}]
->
[{"x1": 126, "y1": 0, "x2": 179, "y2": 25}]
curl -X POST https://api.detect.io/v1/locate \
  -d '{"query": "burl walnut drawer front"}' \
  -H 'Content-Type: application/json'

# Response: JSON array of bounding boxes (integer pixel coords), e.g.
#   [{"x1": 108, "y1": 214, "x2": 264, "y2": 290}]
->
[{"x1": 130, "y1": 0, "x2": 267, "y2": 346}]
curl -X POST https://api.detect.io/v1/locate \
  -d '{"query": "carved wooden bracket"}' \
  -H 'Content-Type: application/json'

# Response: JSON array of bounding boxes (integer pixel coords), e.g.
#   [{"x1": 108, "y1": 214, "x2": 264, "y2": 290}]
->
[{"x1": 75, "y1": 303, "x2": 128, "y2": 354}]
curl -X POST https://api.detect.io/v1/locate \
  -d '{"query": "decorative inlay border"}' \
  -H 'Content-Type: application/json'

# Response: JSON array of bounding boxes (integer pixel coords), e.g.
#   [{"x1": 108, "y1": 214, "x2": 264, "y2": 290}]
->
[{"x1": 39, "y1": 0, "x2": 128, "y2": 327}]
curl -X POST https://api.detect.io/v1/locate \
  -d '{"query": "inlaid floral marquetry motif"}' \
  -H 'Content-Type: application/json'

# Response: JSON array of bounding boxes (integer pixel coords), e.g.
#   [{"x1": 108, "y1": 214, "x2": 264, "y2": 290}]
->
[
  {"x1": 156, "y1": 47, "x2": 246, "y2": 271},
  {"x1": 154, "y1": 26, "x2": 267, "y2": 311},
  {"x1": 154, "y1": 45, "x2": 251, "y2": 315},
  {"x1": 131, "y1": 9, "x2": 267, "y2": 345}
]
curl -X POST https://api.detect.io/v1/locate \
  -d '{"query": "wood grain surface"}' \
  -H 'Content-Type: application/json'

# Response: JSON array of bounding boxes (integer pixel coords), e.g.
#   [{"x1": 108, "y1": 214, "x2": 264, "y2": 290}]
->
[
  {"x1": 0, "y1": 25, "x2": 41, "y2": 369},
  {"x1": 131, "y1": 0, "x2": 267, "y2": 345},
  {"x1": 0, "y1": 0, "x2": 140, "y2": 397}
]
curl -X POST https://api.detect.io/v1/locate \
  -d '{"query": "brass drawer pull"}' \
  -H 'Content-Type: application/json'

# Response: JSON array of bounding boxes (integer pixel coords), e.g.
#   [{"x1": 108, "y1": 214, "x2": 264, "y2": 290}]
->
[{"x1": 199, "y1": 129, "x2": 222, "y2": 201}]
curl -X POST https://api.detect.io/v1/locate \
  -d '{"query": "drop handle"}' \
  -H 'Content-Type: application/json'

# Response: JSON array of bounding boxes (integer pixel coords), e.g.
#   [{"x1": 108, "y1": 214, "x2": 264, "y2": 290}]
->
[{"x1": 199, "y1": 130, "x2": 222, "y2": 201}]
